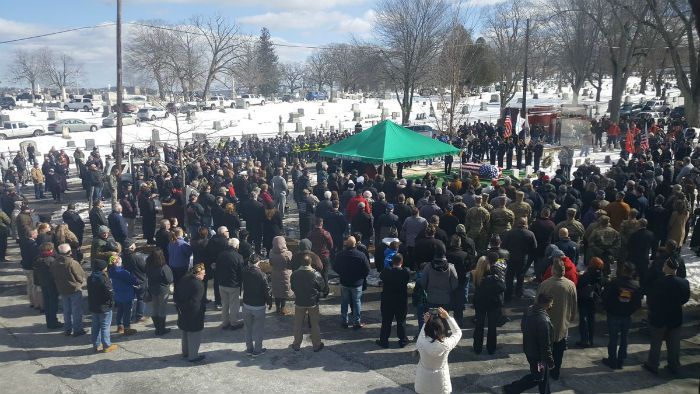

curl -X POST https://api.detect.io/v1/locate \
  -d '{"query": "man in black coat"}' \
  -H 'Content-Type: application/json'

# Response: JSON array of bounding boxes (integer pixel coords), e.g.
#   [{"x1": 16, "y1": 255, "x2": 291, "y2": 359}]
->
[
  {"x1": 376, "y1": 253, "x2": 410, "y2": 348},
  {"x1": 502, "y1": 218, "x2": 537, "y2": 302},
  {"x1": 504, "y1": 293, "x2": 555, "y2": 394},
  {"x1": 107, "y1": 205, "x2": 128, "y2": 243},
  {"x1": 413, "y1": 225, "x2": 446, "y2": 268},
  {"x1": 138, "y1": 188, "x2": 158, "y2": 244},
  {"x1": 121, "y1": 239, "x2": 148, "y2": 322},
  {"x1": 333, "y1": 236, "x2": 370, "y2": 329},
  {"x1": 643, "y1": 258, "x2": 690, "y2": 375},
  {"x1": 215, "y1": 238, "x2": 245, "y2": 329},
  {"x1": 627, "y1": 219, "x2": 655, "y2": 287},
  {"x1": 89, "y1": 200, "x2": 108, "y2": 238},
  {"x1": 87, "y1": 259, "x2": 117, "y2": 352},
  {"x1": 174, "y1": 263, "x2": 207, "y2": 362},
  {"x1": 238, "y1": 191, "x2": 264, "y2": 254},
  {"x1": 63, "y1": 203, "x2": 85, "y2": 246}
]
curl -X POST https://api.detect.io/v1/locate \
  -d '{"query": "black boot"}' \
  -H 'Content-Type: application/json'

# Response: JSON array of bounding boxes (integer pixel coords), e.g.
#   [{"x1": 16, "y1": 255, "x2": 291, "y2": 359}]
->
[
  {"x1": 153, "y1": 317, "x2": 163, "y2": 336},
  {"x1": 159, "y1": 317, "x2": 171, "y2": 335}
]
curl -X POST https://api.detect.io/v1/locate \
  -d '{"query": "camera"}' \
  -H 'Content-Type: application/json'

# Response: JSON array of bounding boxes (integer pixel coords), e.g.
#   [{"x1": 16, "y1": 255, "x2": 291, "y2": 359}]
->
[{"x1": 429, "y1": 308, "x2": 439, "y2": 317}]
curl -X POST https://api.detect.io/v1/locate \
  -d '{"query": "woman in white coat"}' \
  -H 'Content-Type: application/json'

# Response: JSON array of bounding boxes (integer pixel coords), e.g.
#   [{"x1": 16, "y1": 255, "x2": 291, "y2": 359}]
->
[{"x1": 415, "y1": 307, "x2": 462, "y2": 394}]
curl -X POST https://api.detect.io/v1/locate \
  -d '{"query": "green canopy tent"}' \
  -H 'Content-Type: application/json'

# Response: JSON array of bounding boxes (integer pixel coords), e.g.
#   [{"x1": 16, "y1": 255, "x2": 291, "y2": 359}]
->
[{"x1": 320, "y1": 120, "x2": 459, "y2": 165}]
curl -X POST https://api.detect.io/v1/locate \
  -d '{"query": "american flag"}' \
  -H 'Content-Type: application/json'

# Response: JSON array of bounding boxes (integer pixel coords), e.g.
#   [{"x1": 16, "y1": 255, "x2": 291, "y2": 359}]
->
[
  {"x1": 461, "y1": 163, "x2": 502, "y2": 180},
  {"x1": 640, "y1": 121, "x2": 649, "y2": 151},
  {"x1": 503, "y1": 113, "x2": 512, "y2": 139}
]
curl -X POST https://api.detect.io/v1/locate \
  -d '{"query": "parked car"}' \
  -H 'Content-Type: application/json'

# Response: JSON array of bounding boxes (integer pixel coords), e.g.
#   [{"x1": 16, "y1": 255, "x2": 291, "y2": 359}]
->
[
  {"x1": 282, "y1": 94, "x2": 294, "y2": 102},
  {"x1": 305, "y1": 91, "x2": 328, "y2": 101},
  {"x1": 235, "y1": 94, "x2": 265, "y2": 108},
  {"x1": 642, "y1": 99, "x2": 671, "y2": 115},
  {"x1": 620, "y1": 103, "x2": 644, "y2": 118},
  {"x1": 16, "y1": 93, "x2": 42, "y2": 101},
  {"x1": 102, "y1": 113, "x2": 137, "y2": 127},
  {"x1": 0, "y1": 97, "x2": 16, "y2": 110},
  {"x1": 111, "y1": 102, "x2": 138, "y2": 114},
  {"x1": 197, "y1": 95, "x2": 235, "y2": 110},
  {"x1": 0, "y1": 121, "x2": 45, "y2": 139},
  {"x1": 64, "y1": 98, "x2": 102, "y2": 112},
  {"x1": 633, "y1": 111, "x2": 664, "y2": 125},
  {"x1": 48, "y1": 119, "x2": 99, "y2": 133},
  {"x1": 137, "y1": 106, "x2": 169, "y2": 121},
  {"x1": 405, "y1": 124, "x2": 436, "y2": 138},
  {"x1": 669, "y1": 105, "x2": 685, "y2": 120}
]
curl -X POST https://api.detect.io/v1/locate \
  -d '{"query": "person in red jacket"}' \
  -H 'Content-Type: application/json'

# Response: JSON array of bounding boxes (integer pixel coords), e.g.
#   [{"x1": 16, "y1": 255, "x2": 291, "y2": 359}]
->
[
  {"x1": 543, "y1": 250, "x2": 579, "y2": 286},
  {"x1": 346, "y1": 191, "x2": 371, "y2": 220}
]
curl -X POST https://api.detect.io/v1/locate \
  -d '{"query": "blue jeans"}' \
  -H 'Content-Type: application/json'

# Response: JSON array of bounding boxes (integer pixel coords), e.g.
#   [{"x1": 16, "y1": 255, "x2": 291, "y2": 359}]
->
[
  {"x1": 607, "y1": 314, "x2": 631, "y2": 363},
  {"x1": 115, "y1": 301, "x2": 133, "y2": 327},
  {"x1": 340, "y1": 286, "x2": 363, "y2": 325},
  {"x1": 132, "y1": 288, "x2": 146, "y2": 321},
  {"x1": 34, "y1": 183, "x2": 44, "y2": 199},
  {"x1": 62, "y1": 291, "x2": 83, "y2": 334},
  {"x1": 91, "y1": 310, "x2": 113, "y2": 348},
  {"x1": 89, "y1": 185, "x2": 103, "y2": 205}
]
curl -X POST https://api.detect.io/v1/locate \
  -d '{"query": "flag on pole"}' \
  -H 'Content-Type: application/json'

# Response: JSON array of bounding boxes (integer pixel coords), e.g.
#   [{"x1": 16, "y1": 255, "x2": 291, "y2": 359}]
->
[
  {"x1": 503, "y1": 113, "x2": 512, "y2": 139},
  {"x1": 640, "y1": 121, "x2": 649, "y2": 151}
]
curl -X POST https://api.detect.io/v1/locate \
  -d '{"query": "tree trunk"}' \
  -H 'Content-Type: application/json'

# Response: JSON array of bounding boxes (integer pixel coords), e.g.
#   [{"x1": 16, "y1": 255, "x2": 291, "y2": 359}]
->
[
  {"x1": 654, "y1": 77, "x2": 662, "y2": 97},
  {"x1": 30, "y1": 81, "x2": 36, "y2": 104},
  {"x1": 155, "y1": 73, "x2": 166, "y2": 101},
  {"x1": 639, "y1": 73, "x2": 647, "y2": 94},
  {"x1": 595, "y1": 74, "x2": 603, "y2": 102},
  {"x1": 609, "y1": 69, "x2": 627, "y2": 123},
  {"x1": 685, "y1": 93, "x2": 700, "y2": 126}
]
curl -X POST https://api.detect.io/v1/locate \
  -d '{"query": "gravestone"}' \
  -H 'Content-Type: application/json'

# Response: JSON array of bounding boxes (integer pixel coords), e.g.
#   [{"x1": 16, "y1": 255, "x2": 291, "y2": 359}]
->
[
  {"x1": 85, "y1": 139, "x2": 96, "y2": 150},
  {"x1": 353, "y1": 111, "x2": 362, "y2": 121},
  {"x1": 562, "y1": 92, "x2": 569, "y2": 100},
  {"x1": 330, "y1": 125, "x2": 335, "y2": 133},
  {"x1": 61, "y1": 126, "x2": 70, "y2": 139},
  {"x1": 66, "y1": 140, "x2": 75, "y2": 148},
  {"x1": 213, "y1": 121, "x2": 223, "y2": 130},
  {"x1": 298, "y1": 108, "x2": 304, "y2": 116},
  {"x1": 381, "y1": 108, "x2": 390, "y2": 121},
  {"x1": 391, "y1": 112, "x2": 399, "y2": 120},
  {"x1": 461, "y1": 106, "x2": 469, "y2": 115},
  {"x1": 0, "y1": 114, "x2": 9, "y2": 123},
  {"x1": 318, "y1": 108, "x2": 324, "y2": 114},
  {"x1": 47, "y1": 110, "x2": 56, "y2": 120},
  {"x1": 151, "y1": 129, "x2": 160, "y2": 142},
  {"x1": 480, "y1": 102, "x2": 488, "y2": 111},
  {"x1": 219, "y1": 108, "x2": 226, "y2": 113},
  {"x1": 295, "y1": 122, "x2": 303, "y2": 133},
  {"x1": 304, "y1": 126, "x2": 313, "y2": 136},
  {"x1": 490, "y1": 94, "x2": 500, "y2": 103},
  {"x1": 378, "y1": 101, "x2": 383, "y2": 109},
  {"x1": 533, "y1": 93, "x2": 539, "y2": 99},
  {"x1": 604, "y1": 155, "x2": 611, "y2": 164},
  {"x1": 288, "y1": 112, "x2": 300, "y2": 123},
  {"x1": 351, "y1": 103, "x2": 360, "y2": 112}
]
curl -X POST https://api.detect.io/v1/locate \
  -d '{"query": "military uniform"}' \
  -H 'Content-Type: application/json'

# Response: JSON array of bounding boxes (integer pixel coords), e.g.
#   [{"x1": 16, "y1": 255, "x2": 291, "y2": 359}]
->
[
  {"x1": 554, "y1": 219, "x2": 585, "y2": 245},
  {"x1": 618, "y1": 218, "x2": 640, "y2": 261},
  {"x1": 507, "y1": 192, "x2": 532, "y2": 223},
  {"x1": 588, "y1": 224, "x2": 621, "y2": 274},
  {"x1": 490, "y1": 207, "x2": 515, "y2": 239},
  {"x1": 465, "y1": 206, "x2": 490, "y2": 252}
]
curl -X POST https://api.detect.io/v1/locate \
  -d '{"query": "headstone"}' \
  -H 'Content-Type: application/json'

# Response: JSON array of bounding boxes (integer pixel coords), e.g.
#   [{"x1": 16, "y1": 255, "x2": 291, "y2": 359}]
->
[
  {"x1": 298, "y1": 108, "x2": 304, "y2": 116},
  {"x1": 353, "y1": 111, "x2": 362, "y2": 122},
  {"x1": 247, "y1": 112, "x2": 252, "y2": 120},
  {"x1": 295, "y1": 122, "x2": 303, "y2": 133},
  {"x1": 66, "y1": 140, "x2": 75, "y2": 148},
  {"x1": 533, "y1": 93, "x2": 539, "y2": 99},
  {"x1": 490, "y1": 94, "x2": 500, "y2": 103},
  {"x1": 304, "y1": 126, "x2": 313, "y2": 136},
  {"x1": 0, "y1": 114, "x2": 8, "y2": 123},
  {"x1": 85, "y1": 139, "x2": 96, "y2": 150},
  {"x1": 47, "y1": 110, "x2": 56, "y2": 120},
  {"x1": 351, "y1": 103, "x2": 360, "y2": 112},
  {"x1": 381, "y1": 107, "x2": 390, "y2": 120},
  {"x1": 41, "y1": 103, "x2": 47, "y2": 112},
  {"x1": 278, "y1": 122, "x2": 284, "y2": 134},
  {"x1": 391, "y1": 112, "x2": 399, "y2": 120},
  {"x1": 61, "y1": 126, "x2": 70, "y2": 139},
  {"x1": 480, "y1": 102, "x2": 488, "y2": 111},
  {"x1": 219, "y1": 108, "x2": 226, "y2": 113},
  {"x1": 562, "y1": 92, "x2": 569, "y2": 100},
  {"x1": 330, "y1": 125, "x2": 335, "y2": 133},
  {"x1": 378, "y1": 101, "x2": 383, "y2": 109},
  {"x1": 604, "y1": 155, "x2": 611, "y2": 164},
  {"x1": 151, "y1": 129, "x2": 160, "y2": 142},
  {"x1": 193, "y1": 133, "x2": 206, "y2": 142},
  {"x1": 461, "y1": 106, "x2": 469, "y2": 115},
  {"x1": 213, "y1": 121, "x2": 223, "y2": 130},
  {"x1": 318, "y1": 108, "x2": 324, "y2": 114},
  {"x1": 288, "y1": 112, "x2": 300, "y2": 123}
]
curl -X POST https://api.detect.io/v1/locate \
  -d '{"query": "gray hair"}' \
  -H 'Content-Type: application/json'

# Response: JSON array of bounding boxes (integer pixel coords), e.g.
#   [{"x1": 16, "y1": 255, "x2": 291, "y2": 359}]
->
[
  {"x1": 57, "y1": 243, "x2": 71, "y2": 255},
  {"x1": 228, "y1": 238, "x2": 240, "y2": 249},
  {"x1": 217, "y1": 226, "x2": 228, "y2": 236}
]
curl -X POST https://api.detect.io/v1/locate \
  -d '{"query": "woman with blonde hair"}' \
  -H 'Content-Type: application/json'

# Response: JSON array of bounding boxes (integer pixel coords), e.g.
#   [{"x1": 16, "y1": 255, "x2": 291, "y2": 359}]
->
[
  {"x1": 222, "y1": 203, "x2": 241, "y2": 237},
  {"x1": 667, "y1": 199, "x2": 689, "y2": 248}
]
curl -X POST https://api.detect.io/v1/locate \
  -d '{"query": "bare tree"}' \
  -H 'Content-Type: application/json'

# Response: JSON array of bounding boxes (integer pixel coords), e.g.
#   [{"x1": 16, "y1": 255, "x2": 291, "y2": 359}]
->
[
  {"x1": 126, "y1": 22, "x2": 172, "y2": 100},
  {"x1": 163, "y1": 25, "x2": 205, "y2": 100},
  {"x1": 305, "y1": 51, "x2": 333, "y2": 92},
  {"x1": 374, "y1": 0, "x2": 450, "y2": 125},
  {"x1": 626, "y1": 0, "x2": 699, "y2": 124},
  {"x1": 577, "y1": 0, "x2": 648, "y2": 122},
  {"x1": 587, "y1": 42, "x2": 609, "y2": 102},
  {"x1": 38, "y1": 48, "x2": 82, "y2": 102},
  {"x1": 229, "y1": 39, "x2": 263, "y2": 93},
  {"x1": 279, "y1": 62, "x2": 305, "y2": 94},
  {"x1": 193, "y1": 15, "x2": 242, "y2": 100},
  {"x1": 9, "y1": 49, "x2": 42, "y2": 103},
  {"x1": 327, "y1": 43, "x2": 363, "y2": 92},
  {"x1": 485, "y1": 0, "x2": 529, "y2": 114},
  {"x1": 547, "y1": 2, "x2": 599, "y2": 105}
]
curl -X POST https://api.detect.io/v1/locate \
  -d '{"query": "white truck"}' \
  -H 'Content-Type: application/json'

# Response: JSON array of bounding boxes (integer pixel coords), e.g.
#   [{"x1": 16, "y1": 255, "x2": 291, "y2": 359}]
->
[
  {"x1": 235, "y1": 94, "x2": 266, "y2": 109},
  {"x1": 1, "y1": 121, "x2": 46, "y2": 139},
  {"x1": 197, "y1": 95, "x2": 235, "y2": 110},
  {"x1": 63, "y1": 97, "x2": 102, "y2": 112}
]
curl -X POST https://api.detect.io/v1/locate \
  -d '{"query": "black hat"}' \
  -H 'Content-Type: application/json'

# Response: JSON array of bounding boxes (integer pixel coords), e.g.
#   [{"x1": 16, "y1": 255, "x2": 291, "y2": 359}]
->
[
  {"x1": 93, "y1": 259, "x2": 108, "y2": 272},
  {"x1": 122, "y1": 238, "x2": 135, "y2": 249}
]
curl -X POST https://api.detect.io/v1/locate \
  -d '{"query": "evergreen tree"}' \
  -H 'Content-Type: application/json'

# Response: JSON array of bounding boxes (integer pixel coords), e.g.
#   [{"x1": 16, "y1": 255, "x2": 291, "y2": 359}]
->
[{"x1": 257, "y1": 27, "x2": 279, "y2": 96}]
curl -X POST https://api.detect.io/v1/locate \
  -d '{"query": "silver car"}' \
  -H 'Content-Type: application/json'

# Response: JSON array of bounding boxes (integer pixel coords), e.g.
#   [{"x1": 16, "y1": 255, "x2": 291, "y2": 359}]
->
[
  {"x1": 48, "y1": 118, "x2": 99, "y2": 133},
  {"x1": 102, "y1": 113, "x2": 137, "y2": 127}
]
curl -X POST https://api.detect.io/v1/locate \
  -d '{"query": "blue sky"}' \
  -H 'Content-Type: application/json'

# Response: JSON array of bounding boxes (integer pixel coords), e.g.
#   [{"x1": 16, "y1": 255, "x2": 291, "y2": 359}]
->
[{"x1": 1, "y1": 0, "x2": 498, "y2": 88}]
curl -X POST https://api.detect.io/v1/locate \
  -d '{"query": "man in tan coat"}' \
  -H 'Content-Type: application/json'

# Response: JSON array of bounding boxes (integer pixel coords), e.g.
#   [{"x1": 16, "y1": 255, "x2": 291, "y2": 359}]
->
[
  {"x1": 30, "y1": 163, "x2": 45, "y2": 200},
  {"x1": 536, "y1": 258, "x2": 577, "y2": 380}
]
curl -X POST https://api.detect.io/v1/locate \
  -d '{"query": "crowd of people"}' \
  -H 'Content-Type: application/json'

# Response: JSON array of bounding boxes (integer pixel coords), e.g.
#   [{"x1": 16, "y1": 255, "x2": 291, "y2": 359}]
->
[{"x1": 3, "y1": 112, "x2": 696, "y2": 393}]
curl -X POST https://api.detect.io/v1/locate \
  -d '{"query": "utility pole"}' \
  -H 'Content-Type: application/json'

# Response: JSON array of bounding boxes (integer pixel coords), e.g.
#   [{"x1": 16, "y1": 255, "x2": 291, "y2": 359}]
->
[
  {"x1": 115, "y1": 0, "x2": 124, "y2": 171},
  {"x1": 521, "y1": 18, "x2": 530, "y2": 121}
]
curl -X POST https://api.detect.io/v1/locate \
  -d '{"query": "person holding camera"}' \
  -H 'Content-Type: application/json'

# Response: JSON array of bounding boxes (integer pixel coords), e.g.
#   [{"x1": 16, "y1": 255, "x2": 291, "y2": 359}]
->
[
  {"x1": 503, "y1": 293, "x2": 555, "y2": 394},
  {"x1": 414, "y1": 307, "x2": 462, "y2": 394}
]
